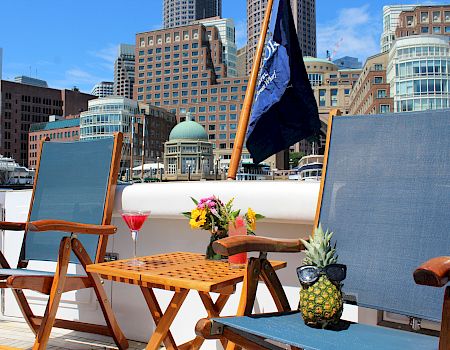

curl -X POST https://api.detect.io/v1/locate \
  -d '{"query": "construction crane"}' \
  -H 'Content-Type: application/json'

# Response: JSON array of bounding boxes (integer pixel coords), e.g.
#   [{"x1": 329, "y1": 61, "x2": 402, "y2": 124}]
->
[{"x1": 326, "y1": 38, "x2": 344, "y2": 61}]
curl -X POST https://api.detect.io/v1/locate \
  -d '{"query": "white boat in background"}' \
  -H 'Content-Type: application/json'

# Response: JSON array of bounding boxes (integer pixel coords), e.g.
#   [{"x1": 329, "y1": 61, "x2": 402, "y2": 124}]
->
[
  {"x1": 294, "y1": 154, "x2": 324, "y2": 181},
  {"x1": 0, "y1": 155, "x2": 35, "y2": 186}
]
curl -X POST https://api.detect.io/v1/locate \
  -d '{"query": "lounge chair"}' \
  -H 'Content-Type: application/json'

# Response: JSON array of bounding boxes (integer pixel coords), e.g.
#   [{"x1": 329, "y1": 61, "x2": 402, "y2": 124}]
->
[
  {"x1": 196, "y1": 110, "x2": 450, "y2": 350},
  {"x1": 0, "y1": 133, "x2": 128, "y2": 349}
]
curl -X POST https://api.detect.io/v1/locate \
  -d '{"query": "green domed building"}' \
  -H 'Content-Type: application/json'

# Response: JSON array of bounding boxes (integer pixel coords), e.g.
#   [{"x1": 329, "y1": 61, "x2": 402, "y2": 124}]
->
[{"x1": 164, "y1": 120, "x2": 213, "y2": 180}]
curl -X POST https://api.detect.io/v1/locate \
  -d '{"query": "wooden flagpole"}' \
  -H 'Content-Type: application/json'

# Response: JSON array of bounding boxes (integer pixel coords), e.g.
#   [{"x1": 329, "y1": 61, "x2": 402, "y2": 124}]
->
[{"x1": 227, "y1": 0, "x2": 275, "y2": 180}]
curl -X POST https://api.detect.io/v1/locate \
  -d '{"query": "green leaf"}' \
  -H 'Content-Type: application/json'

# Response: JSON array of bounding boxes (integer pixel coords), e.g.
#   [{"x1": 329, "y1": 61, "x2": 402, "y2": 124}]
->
[
  {"x1": 255, "y1": 214, "x2": 265, "y2": 219},
  {"x1": 190, "y1": 197, "x2": 199, "y2": 205}
]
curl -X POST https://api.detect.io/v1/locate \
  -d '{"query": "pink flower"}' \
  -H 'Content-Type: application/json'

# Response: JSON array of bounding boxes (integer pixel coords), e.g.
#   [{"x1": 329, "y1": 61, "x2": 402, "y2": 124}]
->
[
  {"x1": 208, "y1": 201, "x2": 216, "y2": 208},
  {"x1": 197, "y1": 203, "x2": 205, "y2": 209}
]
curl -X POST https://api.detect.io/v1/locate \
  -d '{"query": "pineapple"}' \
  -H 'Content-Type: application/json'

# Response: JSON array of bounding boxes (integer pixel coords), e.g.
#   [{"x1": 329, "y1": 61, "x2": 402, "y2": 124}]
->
[{"x1": 299, "y1": 225, "x2": 343, "y2": 328}]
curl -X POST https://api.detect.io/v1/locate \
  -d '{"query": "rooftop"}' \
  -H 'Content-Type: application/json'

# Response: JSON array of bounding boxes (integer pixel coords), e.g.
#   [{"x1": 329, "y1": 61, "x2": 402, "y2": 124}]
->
[{"x1": 29, "y1": 118, "x2": 80, "y2": 132}]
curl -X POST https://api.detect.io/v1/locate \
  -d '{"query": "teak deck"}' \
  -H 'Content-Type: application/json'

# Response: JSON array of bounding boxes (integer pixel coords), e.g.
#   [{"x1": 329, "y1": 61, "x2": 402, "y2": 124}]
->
[{"x1": 87, "y1": 252, "x2": 286, "y2": 350}]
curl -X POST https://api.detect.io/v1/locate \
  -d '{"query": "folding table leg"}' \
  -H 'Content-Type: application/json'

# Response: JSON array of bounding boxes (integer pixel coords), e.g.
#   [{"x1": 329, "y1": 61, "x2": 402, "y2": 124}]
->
[
  {"x1": 141, "y1": 287, "x2": 178, "y2": 350},
  {"x1": 178, "y1": 292, "x2": 231, "y2": 350},
  {"x1": 142, "y1": 287, "x2": 189, "y2": 350}
]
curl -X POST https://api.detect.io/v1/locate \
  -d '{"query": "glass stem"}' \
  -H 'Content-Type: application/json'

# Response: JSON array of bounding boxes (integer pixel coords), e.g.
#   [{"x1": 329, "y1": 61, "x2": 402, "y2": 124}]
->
[{"x1": 132, "y1": 230, "x2": 139, "y2": 259}]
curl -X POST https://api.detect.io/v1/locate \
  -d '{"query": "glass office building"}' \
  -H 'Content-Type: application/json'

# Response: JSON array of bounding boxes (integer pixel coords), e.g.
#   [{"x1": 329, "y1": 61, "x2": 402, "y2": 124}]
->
[{"x1": 387, "y1": 35, "x2": 450, "y2": 112}]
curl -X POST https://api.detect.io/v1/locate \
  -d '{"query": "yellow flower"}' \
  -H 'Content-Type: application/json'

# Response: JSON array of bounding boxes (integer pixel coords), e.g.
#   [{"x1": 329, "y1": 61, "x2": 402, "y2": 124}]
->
[
  {"x1": 247, "y1": 208, "x2": 256, "y2": 231},
  {"x1": 189, "y1": 208, "x2": 206, "y2": 229}
]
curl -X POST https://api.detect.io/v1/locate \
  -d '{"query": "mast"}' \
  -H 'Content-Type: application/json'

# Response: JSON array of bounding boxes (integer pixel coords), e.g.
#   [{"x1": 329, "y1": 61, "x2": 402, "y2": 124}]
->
[
  {"x1": 140, "y1": 115, "x2": 146, "y2": 182},
  {"x1": 227, "y1": 0, "x2": 275, "y2": 180}
]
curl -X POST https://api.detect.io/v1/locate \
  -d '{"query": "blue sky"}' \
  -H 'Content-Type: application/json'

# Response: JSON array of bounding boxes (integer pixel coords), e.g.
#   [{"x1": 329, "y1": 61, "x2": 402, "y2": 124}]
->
[{"x1": 0, "y1": 0, "x2": 440, "y2": 93}]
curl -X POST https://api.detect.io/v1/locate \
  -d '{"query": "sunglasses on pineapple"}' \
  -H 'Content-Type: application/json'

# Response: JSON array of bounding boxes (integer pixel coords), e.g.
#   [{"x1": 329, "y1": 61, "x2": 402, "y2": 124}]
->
[{"x1": 296, "y1": 264, "x2": 347, "y2": 285}]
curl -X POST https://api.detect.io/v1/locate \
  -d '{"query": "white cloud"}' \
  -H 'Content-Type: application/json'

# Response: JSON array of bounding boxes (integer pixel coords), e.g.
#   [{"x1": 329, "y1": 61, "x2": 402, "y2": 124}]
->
[
  {"x1": 50, "y1": 68, "x2": 106, "y2": 92},
  {"x1": 317, "y1": 5, "x2": 380, "y2": 62},
  {"x1": 235, "y1": 20, "x2": 247, "y2": 49},
  {"x1": 89, "y1": 44, "x2": 118, "y2": 70}
]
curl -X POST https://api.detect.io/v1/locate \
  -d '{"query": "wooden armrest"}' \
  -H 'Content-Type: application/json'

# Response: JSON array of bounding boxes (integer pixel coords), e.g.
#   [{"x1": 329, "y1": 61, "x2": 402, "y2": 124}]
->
[
  {"x1": 27, "y1": 220, "x2": 117, "y2": 235},
  {"x1": 0, "y1": 221, "x2": 26, "y2": 231},
  {"x1": 413, "y1": 256, "x2": 450, "y2": 287},
  {"x1": 212, "y1": 235, "x2": 304, "y2": 256}
]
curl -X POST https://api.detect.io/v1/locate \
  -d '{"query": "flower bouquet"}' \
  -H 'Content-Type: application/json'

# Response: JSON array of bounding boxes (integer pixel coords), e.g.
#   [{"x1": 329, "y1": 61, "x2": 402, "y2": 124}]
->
[{"x1": 182, "y1": 196, "x2": 264, "y2": 259}]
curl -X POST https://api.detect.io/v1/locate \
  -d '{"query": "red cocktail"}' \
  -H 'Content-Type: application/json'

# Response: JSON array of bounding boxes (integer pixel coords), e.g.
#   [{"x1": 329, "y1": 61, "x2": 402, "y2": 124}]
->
[
  {"x1": 228, "y1": 216, "x2": 247, "y2": 268},
  {"x1": 121, "y1": 210, "x2": 150, "y2": 266}
]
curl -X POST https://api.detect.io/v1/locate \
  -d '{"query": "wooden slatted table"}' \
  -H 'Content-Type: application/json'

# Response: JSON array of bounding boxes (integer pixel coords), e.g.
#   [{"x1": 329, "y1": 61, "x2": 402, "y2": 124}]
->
[{"x1": 87, "y1": 252, "x2": 286, "y2": 350}]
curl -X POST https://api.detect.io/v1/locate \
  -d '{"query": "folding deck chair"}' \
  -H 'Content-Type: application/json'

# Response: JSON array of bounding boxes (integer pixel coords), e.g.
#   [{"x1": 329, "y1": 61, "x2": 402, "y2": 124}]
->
[
  {"x1": 0, "y1": 133, "x2": 128, "y2": 349},
  {"x1": 196, "y1": 110, "x2": 450, "y2": 350}
]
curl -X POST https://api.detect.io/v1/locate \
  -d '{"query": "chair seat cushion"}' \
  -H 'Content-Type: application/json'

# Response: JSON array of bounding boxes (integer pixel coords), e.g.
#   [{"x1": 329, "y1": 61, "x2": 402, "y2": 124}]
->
[
  {"x1": 214, "y1": 311, "x2": 439, "y2": 350},
  {"x1": 0, "y1": 268, "x2": 85, "y2": 279}
]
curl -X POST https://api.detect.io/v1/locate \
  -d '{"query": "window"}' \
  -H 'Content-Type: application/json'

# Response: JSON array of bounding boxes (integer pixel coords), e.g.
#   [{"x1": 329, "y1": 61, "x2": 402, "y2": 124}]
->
[
  {"x1": 374, "y1": 63, "x2": 383, "y2": 71},
  {"x1": 380, "y1": 105, "x2": 390, "y2": 113},
  {"x1": 319, "y1": 89, "x2": 326, "y2": 107},
  {"x1": 377, "y1": 89, "x2": 387, "y2": 98},
  {"x1": 433, "y1": 11, "x2": 441, "y2": 22},
  {"x1": 421, "y1": 12, "x2": 429, "y2": 23},
  {"x1": 330, "y1": 89, "x2": 338, "y2": 107},
  {"x1": 433, "y1": 26, "x2": 441, "y2": 33},
  {"x1": 374, "y1": 76, "x2": 383, "y2": 84},
  {"x1": 421, "y1": 26, "x2": 429, "y2": 33}
]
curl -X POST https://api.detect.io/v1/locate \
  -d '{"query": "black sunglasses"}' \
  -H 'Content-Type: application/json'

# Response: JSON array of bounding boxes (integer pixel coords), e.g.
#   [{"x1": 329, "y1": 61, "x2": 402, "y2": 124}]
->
[{"x1": 297, "y1": 264, "x2": 347, "y2": 285}]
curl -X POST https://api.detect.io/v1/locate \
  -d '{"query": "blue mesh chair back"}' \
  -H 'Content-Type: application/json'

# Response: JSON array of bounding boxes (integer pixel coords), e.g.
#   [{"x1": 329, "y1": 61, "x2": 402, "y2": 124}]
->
[
  {"x1": 22, "y1": 137, "x2": 115, "y2": 264},
  {"x1": 317, "y1": 110, "x2": 450, "y2": 322}
]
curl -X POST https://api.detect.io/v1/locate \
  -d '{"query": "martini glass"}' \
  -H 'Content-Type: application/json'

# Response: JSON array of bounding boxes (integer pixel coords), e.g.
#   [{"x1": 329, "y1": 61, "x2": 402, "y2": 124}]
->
[{"x1": 121, "y1": 210, "x2": 150, "y2": 266}]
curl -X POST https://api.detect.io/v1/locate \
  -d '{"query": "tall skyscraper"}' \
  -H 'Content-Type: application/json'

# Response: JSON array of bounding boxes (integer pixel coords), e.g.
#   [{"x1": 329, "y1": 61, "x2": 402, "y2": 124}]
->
[
  {"x1": 135, "y1": 24, "x2": 250, "y2": 164},
  {"x1": 196, "y1": 17, "x2": 237, "y2": 76},
  {"x1": 114, "y1": 44, "x2": 135, "y2": 99},
  {"x1": 163, "y1": 0, "x2": 222, "y2": 28},
  {"x1": 247, "y1": 0, "x2": 316, "y2": 74}
]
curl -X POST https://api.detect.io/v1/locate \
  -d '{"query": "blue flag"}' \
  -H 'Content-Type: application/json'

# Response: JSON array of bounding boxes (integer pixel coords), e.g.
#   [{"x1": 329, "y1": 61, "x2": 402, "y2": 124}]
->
[{"x1": 246, "y1": 0, "x2": 320, "y2": 164}]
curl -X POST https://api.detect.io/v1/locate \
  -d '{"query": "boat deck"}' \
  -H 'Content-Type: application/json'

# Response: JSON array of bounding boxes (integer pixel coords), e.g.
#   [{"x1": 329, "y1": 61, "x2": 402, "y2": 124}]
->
[{"x1": 0, "y1": 319, "x2": 148, "y2": 349}]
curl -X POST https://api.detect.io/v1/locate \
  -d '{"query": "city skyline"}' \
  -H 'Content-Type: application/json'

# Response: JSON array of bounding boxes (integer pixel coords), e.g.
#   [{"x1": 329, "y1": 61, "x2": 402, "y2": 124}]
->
[{"x1": 0, "y1": 0, "x2": 441, "y2": 92}]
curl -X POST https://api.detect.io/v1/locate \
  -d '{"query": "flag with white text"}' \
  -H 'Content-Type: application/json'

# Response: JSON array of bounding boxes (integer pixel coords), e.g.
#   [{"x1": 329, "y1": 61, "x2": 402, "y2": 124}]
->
[{"x1": 245, "y1": 0, "x2": 321, "y2": 164}]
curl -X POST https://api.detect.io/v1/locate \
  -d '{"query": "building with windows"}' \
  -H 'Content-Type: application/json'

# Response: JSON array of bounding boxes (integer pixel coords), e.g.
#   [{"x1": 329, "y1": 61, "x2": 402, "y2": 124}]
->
[
  {"x1": 163, "y1": 119, "x2": 213, "y2": 180},
  {"x1": 196, "y1": 17, "x2": 237, "y2": 77},
  {"x1": 304, "y1": 57, "x2": 360, "y2": 119},
  {"x1": 163, "y1": 0, "x2": 222, "y2": 29},
  {"x1": 134, "y1": 24, "x2": 249, "y2": 163},
  {"x1": 14, "y1": 76, "x2": 48, "y2": 88},
  {"x1": 0, "y1": 80, "x2": 94, "y2": 166},
  {"x1": 28, "y1": 117, "x2": 80, "y2": 168},
  {"x1": 114, "y1": 44, "x2": 135, "y2": 99},
  {"x1": 395, "y1": 5, "x2": 450, "y2": 39},
  {"x1": 333, "y1": 56, "x2": 362, "y2": 70},
  {"x1": 349, "y1": 52, "x2": 393, "y2": 116},
  {"x1": 91, "y1": 81, "x2": 114, "y2": 97},
  {"x1": 0, "y1": 48, "x2": 2, "y2": 80},
  {"x1": 236, "y1": 46, "x2": 247, "y2": 77},
  {"x1": 387, "y1": 35, "x2": 450, "y2": 113},
  {"x1": 247, "y1": 0, "x2": 316, "y2": 75},
  {"x1": 80, "y1": 96, "x2": 176, "y2": 172},
  {"x1": 381, "y1": 5, "x2": 417, "y2": 53}
]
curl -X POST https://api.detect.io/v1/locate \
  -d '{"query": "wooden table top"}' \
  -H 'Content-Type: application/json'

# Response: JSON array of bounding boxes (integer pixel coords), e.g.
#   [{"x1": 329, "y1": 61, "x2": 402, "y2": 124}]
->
[{"x1": 87, "y1": 252, "x2": 286, "y2": 294}]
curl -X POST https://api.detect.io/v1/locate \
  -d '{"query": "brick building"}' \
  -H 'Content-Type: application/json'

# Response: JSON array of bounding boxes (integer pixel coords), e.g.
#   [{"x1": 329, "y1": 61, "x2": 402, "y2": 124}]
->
[
  {"x1": 28, "y1": 117, "x2": 80, "y2": 168},
  {"x1": 396, "y1": 6, "x2": 450, "y2": 39},
  {"x1": 134, "y1": 24, "x2": 250, "y2": 163},
  {"x1": 349, "y1": 53, "x2": 393, "y2": 116},
  {"x1": 0, "y1": 80, "x2": 94, "y2": 165}
]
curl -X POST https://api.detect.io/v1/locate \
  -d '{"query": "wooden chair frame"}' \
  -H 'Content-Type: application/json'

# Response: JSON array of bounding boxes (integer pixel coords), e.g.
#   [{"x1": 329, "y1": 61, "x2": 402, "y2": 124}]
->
[
  {"x1": 195, "y1": 110, "x2": 450, "y2": 350},
  {"x1": 0, "y1": 133, "x2": 128, "y2": 350}
]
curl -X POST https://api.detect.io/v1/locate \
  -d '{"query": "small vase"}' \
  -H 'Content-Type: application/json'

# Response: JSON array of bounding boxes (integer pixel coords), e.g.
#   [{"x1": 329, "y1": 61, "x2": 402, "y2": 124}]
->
[{"x1": 205, "y1": 229, "x2": 227, "y2": 260}]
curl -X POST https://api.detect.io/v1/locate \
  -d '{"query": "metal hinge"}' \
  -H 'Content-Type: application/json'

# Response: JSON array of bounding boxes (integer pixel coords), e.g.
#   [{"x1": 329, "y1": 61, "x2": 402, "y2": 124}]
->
[
  {"x1": 210, "y1": 321, "x2": 224, "y2": 336},
  {"x1": 410, "y1": 317, "x2": 422, "y2": 331}
]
